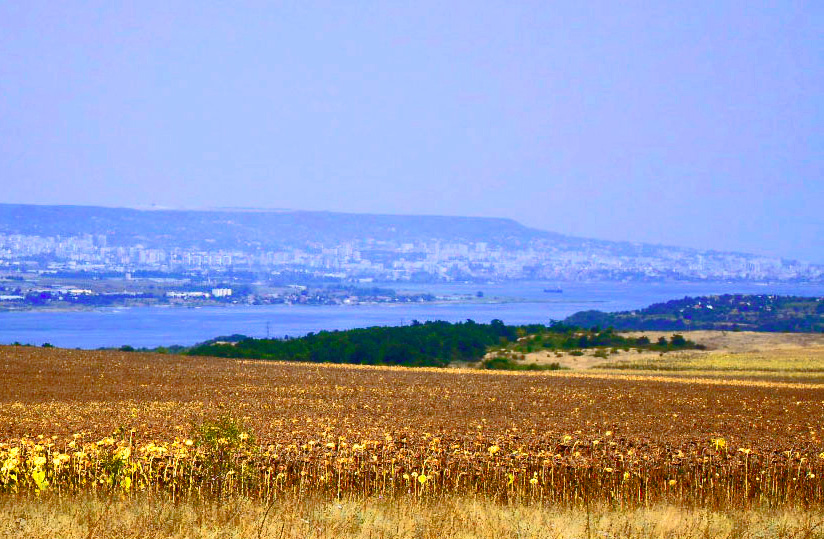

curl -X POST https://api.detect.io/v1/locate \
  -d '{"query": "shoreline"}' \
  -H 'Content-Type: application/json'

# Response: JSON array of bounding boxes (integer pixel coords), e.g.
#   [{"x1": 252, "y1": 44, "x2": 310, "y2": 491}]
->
[{"x1": 0, "y1": 297, "x2": 608, "y2": 314}]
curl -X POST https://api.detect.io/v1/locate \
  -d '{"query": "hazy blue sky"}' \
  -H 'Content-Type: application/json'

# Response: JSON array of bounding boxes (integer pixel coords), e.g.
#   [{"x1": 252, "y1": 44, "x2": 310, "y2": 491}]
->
[{"x1": 1, "y1": 2, "x2": 822, "y2": 262}]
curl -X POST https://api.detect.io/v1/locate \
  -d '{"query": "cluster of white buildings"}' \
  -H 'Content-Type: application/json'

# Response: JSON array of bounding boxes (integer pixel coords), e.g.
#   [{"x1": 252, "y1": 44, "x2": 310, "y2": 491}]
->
[{"x1": 0, "y1": 232, "x2": 820, "y2": 282}]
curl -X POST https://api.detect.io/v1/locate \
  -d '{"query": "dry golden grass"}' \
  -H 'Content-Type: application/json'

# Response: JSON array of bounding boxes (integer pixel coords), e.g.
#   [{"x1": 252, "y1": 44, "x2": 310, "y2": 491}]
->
[
  {"x1": 2, "y1": 495, "x2": 823, "y2": 539},
  {"x1": 589, "y1": 332, "x2": 824, "y2": 385},
  {"x1": 598, "y1": 350, "x2": 824, "y2": 373},
  {"x1": 520, "y1": 331, "x2": 824, "y2": 372},
  {"x1": 620, "y1": 331, "x2": 824, "y2": 353}
]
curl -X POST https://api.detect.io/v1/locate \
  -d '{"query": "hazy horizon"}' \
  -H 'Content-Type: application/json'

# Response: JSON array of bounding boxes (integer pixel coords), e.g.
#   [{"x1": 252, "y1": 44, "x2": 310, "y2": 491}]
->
[
  {"x1": 2, "y1": 2, "x2": 821, "y2": 262},
  {"x1": 3, "y1": 201, "x2": 821, "y2": 266}
]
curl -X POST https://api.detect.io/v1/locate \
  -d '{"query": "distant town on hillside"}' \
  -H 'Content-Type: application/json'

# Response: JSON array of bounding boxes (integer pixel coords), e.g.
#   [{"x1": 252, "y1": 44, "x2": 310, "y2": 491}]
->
[{"x1": 0, "y1": 204, "x2": 821, "y2": 286}]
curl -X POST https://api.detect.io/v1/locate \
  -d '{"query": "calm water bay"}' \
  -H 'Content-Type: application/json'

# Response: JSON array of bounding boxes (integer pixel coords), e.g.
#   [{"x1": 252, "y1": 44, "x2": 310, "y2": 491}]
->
[{"x1": 1, "y1": 281, "x2": 822, "y2": 349}]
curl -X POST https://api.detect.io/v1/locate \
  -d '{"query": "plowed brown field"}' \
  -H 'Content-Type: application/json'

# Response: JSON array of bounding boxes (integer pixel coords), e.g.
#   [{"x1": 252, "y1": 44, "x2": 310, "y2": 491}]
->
[{"x1": 1, "y1": 345, "x2": 823, "y2": 507}]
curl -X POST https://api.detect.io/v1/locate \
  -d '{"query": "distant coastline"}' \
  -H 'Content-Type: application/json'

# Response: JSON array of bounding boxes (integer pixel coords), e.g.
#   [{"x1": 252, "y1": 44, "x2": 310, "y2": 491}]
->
[
  {"x1": 2, "y1": 282, "x2": 824, "y2": 350},
  {"x1": 0, "y1": 294, "x2": 607, "y2": 313}
]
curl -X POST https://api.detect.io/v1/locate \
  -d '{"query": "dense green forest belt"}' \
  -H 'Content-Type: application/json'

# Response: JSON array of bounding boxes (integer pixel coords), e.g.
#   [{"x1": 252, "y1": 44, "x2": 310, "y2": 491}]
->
[
  {"x1": 186, "y1": 320, "x2": 702, "y2": 367},
  {"x1": 188, "y1": 320, "x2": 517, "y2": 367},
  {"x1": 564, "y1": 294, "x2": 824, "y2": 332}
]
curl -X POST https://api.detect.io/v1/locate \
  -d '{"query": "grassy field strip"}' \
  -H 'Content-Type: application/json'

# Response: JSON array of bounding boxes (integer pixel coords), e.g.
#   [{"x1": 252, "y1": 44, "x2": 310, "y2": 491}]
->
[
  {"x1": 237, "y1": 358, "x2": 824, "y2": 389},
  {"x1": 4, "y1": 496, "x2": 824, "y2": 539},
  {"x1": 589, "y1": 368, "x2": 824, "y2": 383},
  {"x1": 600, "y1": 349, "x2": 824, "y2": 371},
  {"x1": 534, "y1": 369, "x2": 824, "y2": 389}
]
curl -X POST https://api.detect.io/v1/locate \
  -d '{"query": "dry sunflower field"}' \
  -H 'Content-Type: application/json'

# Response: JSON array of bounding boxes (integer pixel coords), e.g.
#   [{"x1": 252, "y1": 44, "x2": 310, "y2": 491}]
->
[{"x1": 1, "y1": 341, "x2": 824, "y2": 538}]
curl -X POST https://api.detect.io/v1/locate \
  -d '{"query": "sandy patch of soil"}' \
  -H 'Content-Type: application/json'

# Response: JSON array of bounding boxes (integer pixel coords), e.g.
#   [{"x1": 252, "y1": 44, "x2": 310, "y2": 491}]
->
[
  {"x1": 509, "y1": 331, "x2": 824, "y2": 371},
  {"x1": 518, "y1": 348, "x2": 685, "y2": 370}
]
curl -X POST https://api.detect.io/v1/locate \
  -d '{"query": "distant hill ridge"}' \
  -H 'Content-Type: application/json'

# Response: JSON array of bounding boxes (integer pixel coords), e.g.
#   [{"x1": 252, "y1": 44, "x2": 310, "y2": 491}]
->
[
  {"x1": 0, "y1": 203, "x2": 560, "y2": 249},
  {"x1": 563, "y1": 294, "x2": 824, "y2": 332},
  {"x1": 0, "y1": 203, "x2": 768, "y2": 255},
  {"x1": 1, "y1": 204, "x2": 821, "y2": 284}
]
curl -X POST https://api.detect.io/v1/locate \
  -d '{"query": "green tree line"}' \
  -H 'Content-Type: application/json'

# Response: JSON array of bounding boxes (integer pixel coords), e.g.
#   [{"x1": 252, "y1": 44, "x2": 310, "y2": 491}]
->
[{"x1": 188, "y1": 319, "x2": 518, "y2": 367}]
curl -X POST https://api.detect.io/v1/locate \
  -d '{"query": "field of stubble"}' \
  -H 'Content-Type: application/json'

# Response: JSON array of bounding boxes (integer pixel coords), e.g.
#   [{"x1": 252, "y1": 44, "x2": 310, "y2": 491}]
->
[{"x1": 1, "y1": 344, "x2": 823, "y2": 538}]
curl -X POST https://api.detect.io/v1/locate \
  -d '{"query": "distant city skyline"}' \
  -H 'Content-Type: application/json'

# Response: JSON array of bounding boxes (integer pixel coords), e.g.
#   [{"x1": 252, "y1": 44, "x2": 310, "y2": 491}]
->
[
  {"x1": 1, "y1": 2, "x2": 821, "y2": 262},
  {"x1": 3, "y1": 200, "x2": 823, "y2": 264},
  {"x1": 0, "y1": 204, "x2": 820, "y2": 286}
]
